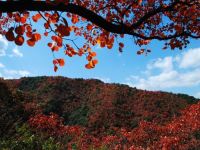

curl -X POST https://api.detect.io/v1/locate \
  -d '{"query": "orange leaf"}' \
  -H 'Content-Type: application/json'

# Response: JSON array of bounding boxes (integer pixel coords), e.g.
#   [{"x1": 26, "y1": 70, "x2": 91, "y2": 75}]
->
[
  {"x1": 44, "y1": 22, "x2": 50, "y2": 29},
  {"x1": 54, "y1": 65, "x2": 58, "y2": 72},
  {"x1": 107, "y1": 44, "x2": 113, "y2": 49},
  {"x1": 57, "y1": 59, "x2": 65, "y2": 67},
  {"x1": 5, "y1": 28, "x2": 15, "y2": 41},
  {"x1": 52, "y1": 46, "x2": 59, "y2": 52},
  {"x1": 86, "y1": 24, "x2": 93, "y2": 31},
  {"x1": 44, "y1": 12, "x2": 51, "y2": 18},
  {"x1": 26, "y1": 32, "x2": 32, "y2": 38},
  {"x1": 92, "y1": 59, "x2": 98, "y2": 65},
  {"x1": 53, "y1": 59, "x2": 58, "y2": 65},
  {"x1": 26, "y1": 25, "x2": 32, "y2": 32},
  {"x1": 48, "y1": 43, "x2": 53, "y2": 47},
  {"x1": 138, "y1": 0, "x2": 142, "y2": 5},
  {"x1": 87, "y1": 55, "x2": 92, "y2": 61},
  {"x1": 15, "y1": 35, "x2": 24, "y2": 46},
  {"x1": 32, "y1": 33, "x2": 41, "y2": 41},
  {"x1": 20, "y1": 17, "x2": 27, "y2": 24},
  {"x1": 44, "y1": 32, "x2": 48, "y2": 36},
  {"x1": 85, "y1": 64, "x2": 92, "y2": 69},
  {"x1": 14, "y1": 13, "x2": 21, "y2": 22},
  {"x1": 32, "y1": 13, "x2": 41, "y2": 22},
  {"x1": 90, "y1": 52, "x2": 96, "y2": 57},
  {"x1": 119, "y1": 42, "x2": 124, "y2": 48},
  {"x1": 51, "y1": 36, "x2": 57, "y2": 41},
  {"x1": 55, "y1": 24, "x2": 70, "y2": 37},
  {"x1": 89, "y1": 61, "x2": 95, "y2": 68},
  {"x1": 27, "y1": 39, "x2": 35, "y2": 47},
  {"x1": 71, "y1": 15, "x2": 79, "y2": 24},
  {"x1": 15, "y1": 26, "x2": 25, "y2": 35}
]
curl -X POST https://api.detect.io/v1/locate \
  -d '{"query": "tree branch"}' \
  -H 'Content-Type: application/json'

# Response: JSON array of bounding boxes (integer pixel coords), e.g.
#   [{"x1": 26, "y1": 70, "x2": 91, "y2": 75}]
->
[
  {"x1": 0, "y1": 1, "x2": 128, "y2": 34},
  {"x1": 0, "y1": 1, "x2": 199, "y2": 41}
]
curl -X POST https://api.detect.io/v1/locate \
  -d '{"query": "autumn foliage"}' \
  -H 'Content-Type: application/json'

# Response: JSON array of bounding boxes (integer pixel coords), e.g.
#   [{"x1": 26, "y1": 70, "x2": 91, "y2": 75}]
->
[
  {"x1": 28, "y1": 101, "x2": 200, "y2": 149},
  {"x1": 0, "y1": 77, "x2": 199, "y2": 149},
  {"x1": 0, "y1": 0, "x2": 199, "y2": 71}
]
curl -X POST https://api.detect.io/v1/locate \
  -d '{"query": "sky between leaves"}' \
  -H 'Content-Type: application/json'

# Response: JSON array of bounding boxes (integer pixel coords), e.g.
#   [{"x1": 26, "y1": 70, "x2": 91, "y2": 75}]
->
[{"x1": 0, "y1": 22, "x2": 200, "y2": 98}]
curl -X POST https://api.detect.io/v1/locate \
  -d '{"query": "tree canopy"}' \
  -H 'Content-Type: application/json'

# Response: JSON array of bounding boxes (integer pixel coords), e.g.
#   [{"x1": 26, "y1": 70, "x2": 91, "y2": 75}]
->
[{"x1": 0, "y1": 0, "x2": 199, "y2": 71}]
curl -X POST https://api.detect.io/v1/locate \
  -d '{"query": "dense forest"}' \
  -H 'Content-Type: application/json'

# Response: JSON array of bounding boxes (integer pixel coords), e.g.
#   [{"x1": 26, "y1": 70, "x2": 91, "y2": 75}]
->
[{"x1": 0, "y1": 76, "x2": 199, "y2": 150}]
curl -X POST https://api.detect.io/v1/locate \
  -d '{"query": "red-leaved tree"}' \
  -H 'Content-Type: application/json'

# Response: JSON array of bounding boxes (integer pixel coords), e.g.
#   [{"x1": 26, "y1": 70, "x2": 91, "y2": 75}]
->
[
  {"x1": 28, "y1": 101, "x2": 200, "y2": 149},
  {"x1": 0, "y1": 0, "x2": 199, "y2": 71}
]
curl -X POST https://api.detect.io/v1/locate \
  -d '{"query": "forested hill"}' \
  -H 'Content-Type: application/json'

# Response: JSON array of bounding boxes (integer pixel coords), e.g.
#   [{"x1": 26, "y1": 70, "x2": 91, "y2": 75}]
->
[
  {"x1": 0, "y1": 76, "x2": 199, "y2": 149},
  {"x1": 1, "y1": 76, "x2": 198, "y2": 132}
]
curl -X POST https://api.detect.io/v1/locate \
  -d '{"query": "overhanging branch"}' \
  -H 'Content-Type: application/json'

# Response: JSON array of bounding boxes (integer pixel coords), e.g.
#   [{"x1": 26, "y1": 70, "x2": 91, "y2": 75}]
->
[
  {"x1": 0, "y1": 1, "x2": 199, "y2": 40},
  {"x1": 0, "y1": 1, "x2": 128, "y2": 34}
]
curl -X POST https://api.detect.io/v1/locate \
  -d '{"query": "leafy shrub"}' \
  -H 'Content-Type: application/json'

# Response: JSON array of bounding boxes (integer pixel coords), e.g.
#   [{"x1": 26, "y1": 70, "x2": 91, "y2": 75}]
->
[
  {"x1": 0, "y1": 124, "x2": 61, "y2": 150},
  {"x1": 42, "y1": 137, "x2": 61, "y2": 150}
]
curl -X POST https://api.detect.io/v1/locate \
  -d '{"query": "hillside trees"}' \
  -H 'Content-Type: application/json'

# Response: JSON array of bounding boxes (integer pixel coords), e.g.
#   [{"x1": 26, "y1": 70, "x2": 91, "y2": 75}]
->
[
  {"x1": 0, "y1": 0, "x2": 199, "y2": 70},
  {"x1": 0, "y1": 77, "x2": 200, "y2": 149},
  {"x1": 27, "y1": 101, "x2": 200, "y2": 149}
]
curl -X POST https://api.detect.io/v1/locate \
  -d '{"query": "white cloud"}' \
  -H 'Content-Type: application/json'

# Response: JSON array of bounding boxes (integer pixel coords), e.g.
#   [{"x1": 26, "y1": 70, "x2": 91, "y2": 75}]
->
[
  {"x1": 195, "y1": 92, "x2": 200, "y2": 99},
  {"x1": 4, "y1": 69, "x2": 30, "y2": 77},
  {"x1": 9, "y1": 47, "x2": 23, "y2": 57},
  {"x1": 179, "y1": 48, "x2": 200, "y2": 68},
  {"x1": 126, "y1": 47, "x2": 200, "y2": 91},
  {"x1": 0, "y1": 68, "x2": 31, "y2": 79},
  {"x1": 0, "y1": 36, "x2": 29, "y2": 79},
  {"x1": 147, "y1": 57, "x2": 173, "y2": 72},
  {"x1": 0, "y1": 35, "x2": 8, "y2": 56},
  {"x1": 128, "y1": 69, "x2": 200, "y2": 90},
  {"x1": 0, "y1": 62, "x2": 5, "y2": 68}
]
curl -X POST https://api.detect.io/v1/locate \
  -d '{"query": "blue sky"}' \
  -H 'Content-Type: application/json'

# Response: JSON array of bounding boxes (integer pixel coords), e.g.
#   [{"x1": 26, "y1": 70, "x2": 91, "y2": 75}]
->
[{"x1": 0, "y1": 24, "x2": 200, "y2": 98}]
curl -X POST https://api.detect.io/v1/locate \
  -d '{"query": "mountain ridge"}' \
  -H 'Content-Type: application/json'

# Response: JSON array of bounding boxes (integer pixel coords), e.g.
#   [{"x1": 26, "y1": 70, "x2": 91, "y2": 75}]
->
[
  {"x1": 1, "y1": 76, "x2": 198, "y2": 134},
  {"x1": 0, "y1": 76, "x2": 199, "y2": 149}
]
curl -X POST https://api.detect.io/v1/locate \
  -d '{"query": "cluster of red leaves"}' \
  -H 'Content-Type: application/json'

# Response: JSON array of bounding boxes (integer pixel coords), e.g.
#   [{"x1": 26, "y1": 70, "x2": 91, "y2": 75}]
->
[
  {"x1": 1, "y1": 0, "x2": 198, "y2": 71},
  {"x1": 0, "y1": 13, "x2": 13, "y2": 34},
  {"x1": 28, "y1": 101, "x2": 200, "y2": 150},
  {"x1": 28, "y1": 113, "x2": 66, "y2": 136},
  {"x1": 4, "y1": 12, "x2": 41, "y2": 47},
  {"x1": 53, "y1": 58, "x2": 65, "y2": 72}
]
